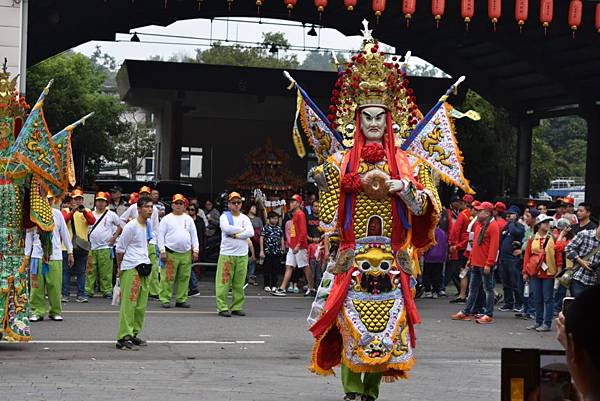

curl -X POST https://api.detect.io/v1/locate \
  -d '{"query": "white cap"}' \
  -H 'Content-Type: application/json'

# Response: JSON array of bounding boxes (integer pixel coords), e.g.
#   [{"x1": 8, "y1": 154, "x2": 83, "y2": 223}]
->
[{"x1": 535, "y1": 213, "x2": 553, "y2": 226}]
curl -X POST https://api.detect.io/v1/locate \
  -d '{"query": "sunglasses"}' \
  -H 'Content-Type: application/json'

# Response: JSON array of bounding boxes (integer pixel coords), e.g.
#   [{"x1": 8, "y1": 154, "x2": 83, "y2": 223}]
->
[
  {"x1": 173, "y1": 201, "x2": 184, "y2": 205},
  {"x1": 230, "y1": 201, "x2": 242, "y2": 205}
]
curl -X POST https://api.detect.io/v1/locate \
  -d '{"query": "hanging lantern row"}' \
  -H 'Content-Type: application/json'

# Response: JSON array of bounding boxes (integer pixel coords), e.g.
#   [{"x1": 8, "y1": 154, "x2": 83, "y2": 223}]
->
[{"x1": 197, "y1": 0, "x2": 600, "y2": 33}]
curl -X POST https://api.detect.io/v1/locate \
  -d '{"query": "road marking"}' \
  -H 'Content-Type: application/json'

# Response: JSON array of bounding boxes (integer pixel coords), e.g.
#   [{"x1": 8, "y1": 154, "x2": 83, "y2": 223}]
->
[
  {"x1": 61, "y1": 310, "x2": 216, "y2": 314},
  {"x1": 30, "y1": 340, "x2": 266, "y2": 345}
]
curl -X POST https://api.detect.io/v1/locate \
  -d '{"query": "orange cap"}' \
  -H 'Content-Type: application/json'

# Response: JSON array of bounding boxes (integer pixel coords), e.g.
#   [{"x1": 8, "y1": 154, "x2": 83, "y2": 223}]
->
[
  {"x1": 139, "y1": 186, "x2": 152, "y2": 194},
  {"x1": 95, "y1": 192, "x2": 109, "y2": 201},
  {"x1": 563, "y1": 197, "x2": 575, "y2": 205},
  {"x1": 228, "y1": 192, "x2": 242, "y2": 201},
  {"x1": 172, "y1": 193, "x2": 188, "y2": 204},
  {"x1": 71, "y1": 189, "x2": 84, "y2": 198}
]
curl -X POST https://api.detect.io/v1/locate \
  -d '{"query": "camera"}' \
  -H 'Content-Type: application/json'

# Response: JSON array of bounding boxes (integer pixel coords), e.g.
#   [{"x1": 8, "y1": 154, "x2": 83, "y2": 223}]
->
[{"x1": 77, "y1": 205, "x2": 85, "y2": 212}]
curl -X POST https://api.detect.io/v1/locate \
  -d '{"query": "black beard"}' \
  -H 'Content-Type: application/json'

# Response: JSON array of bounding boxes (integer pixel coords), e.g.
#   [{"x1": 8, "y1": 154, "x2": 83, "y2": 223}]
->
[{"x1": 360, "y1": 273, "x2": 392, "y2": 294}]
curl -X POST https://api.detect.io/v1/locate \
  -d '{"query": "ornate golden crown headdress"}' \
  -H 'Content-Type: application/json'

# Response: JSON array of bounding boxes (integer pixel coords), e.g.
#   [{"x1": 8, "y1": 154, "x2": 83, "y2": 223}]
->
[{"x1": 328, "y1": 21, "x2": 421, "y2": 147}]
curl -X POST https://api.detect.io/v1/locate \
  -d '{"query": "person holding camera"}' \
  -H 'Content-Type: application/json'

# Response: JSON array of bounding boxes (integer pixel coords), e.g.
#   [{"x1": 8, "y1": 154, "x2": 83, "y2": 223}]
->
[
  {"x1": 115, "y1": 196, "x2": 154, "y2": 351},
  {"x1": 157, "y1": 194, "x2": 199, "y2": 308},
  {"x1": 555, "y1": 286, "x2": 600, "y2": 401},
  {"x1": 565, "y1": 225, "x2": 600, "y2": 297},
  {"x1": 61, "y1": 189, "x2": 96, "y2": 303},
  {"x1": 498, "y1": 205, "x2": 526, "y2": 313}
]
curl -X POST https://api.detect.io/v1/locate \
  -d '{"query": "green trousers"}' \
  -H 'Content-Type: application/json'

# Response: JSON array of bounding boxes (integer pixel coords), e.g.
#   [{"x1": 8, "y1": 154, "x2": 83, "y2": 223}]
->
[
  {"x1": 341, "y1": 362, "x2": 383, "y2": 400},
  {"x1": 159, "y1": 250, "x2": 191, "y2": 305},
  {"x1": 117, "y1": 268, "x2": 149, "y2": 340},
  {"x1": 148, "y1": 244, "x2": 160, "y2": 297},
  {"x1": 30, "y1": 259, "x2": 62, "y2": 317},
  {"x1": 215, "y1": 254, "x2": 248, "y2": 313},
  {"x1": 84, "y1": 248, "x2": 113, "y2": 296}
]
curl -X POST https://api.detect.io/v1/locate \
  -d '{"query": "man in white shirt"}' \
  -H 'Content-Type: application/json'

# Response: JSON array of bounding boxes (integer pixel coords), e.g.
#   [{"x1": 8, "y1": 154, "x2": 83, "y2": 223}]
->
[
  {"x1": 115, "y1": 196, "x2": 154, "y2": 351},
  {"x1": 215, "y1": 192, "x2": 254, "y2": 317},
  {"x1": 120, "y1": 186, "x2": 161, "y2": 299},
  {"x1": 25, "y1": 196, "x2": 74, "y2": 322},
  {"x1": 85, "y1": 192, "x2": 124, "y2": 299},
  {"x1": 158, "y1": 194, "x2": 199, "y2": 308}
]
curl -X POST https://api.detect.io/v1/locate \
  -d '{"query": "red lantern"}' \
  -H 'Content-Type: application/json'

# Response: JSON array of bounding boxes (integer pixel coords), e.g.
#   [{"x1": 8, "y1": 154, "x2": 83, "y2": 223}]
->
[
  {"x1": 432, "y1": 0, "x2": 445, "y2": 28},
  {"x1": 596, "y1": 3, "x2": 600, "y2": 33},
  {"x1": 461, "y1": 0, "x2": 475, "y2": 31},
  {"x1": 515, "y1": 0, "x2": 529, "y2": 32},
  {"x1": 403, "y1": 0, "x2": 417, "y2": 26},
  {"x1": 315, "y1": 0, "x2": 327, "y2": 13},
  {"x1": 539, "y1": 0, "x2": 553, "y2": 34},
  {"x1": 488, "y1": 0, "x2": 501, "y2": 30},
  {"x1": 284, "y1": 0, "x2": 296, "y2": 16},
  {"x1": 344, "y1": 0, "x2": 357, "y2": 11},
  {"x1": 568, "y1": 0, "x2": 582, "y2": 38},
  {"x1": 373, "y1": 0, "x2": 386, "y2": 21}
]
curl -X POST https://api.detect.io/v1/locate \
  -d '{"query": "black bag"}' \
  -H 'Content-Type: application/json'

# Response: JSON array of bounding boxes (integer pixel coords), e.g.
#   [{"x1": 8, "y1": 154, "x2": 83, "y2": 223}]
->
[
  {"x1": 135, "y1": 263, "x2": 152, "y2": 277},
  {"x1": 70, "y1": 215, "x2": 91, "y2": 255}
]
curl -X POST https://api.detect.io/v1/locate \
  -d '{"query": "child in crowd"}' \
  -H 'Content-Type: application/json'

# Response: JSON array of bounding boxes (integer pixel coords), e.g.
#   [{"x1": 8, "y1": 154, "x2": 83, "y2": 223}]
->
[
  {"x1": 259, "y1": 211, "x2": 285, "y2": 292},
  {"x1": 422, "y1": 220, "x2": 449, "y2": 299}
]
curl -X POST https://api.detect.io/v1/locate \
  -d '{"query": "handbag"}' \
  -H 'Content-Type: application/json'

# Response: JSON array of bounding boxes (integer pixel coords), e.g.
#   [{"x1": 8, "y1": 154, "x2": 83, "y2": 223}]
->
[
  {"x1": 70, "y1": 214, "x2": 91, "y2": 255},
  {"x1": 526, "y1": 237, "x2": 550, "y2": 275},
  {"x1": 559, "y1": 243, "x2": 600, "y2": 288},
  {"x1": 135, "y1": 263, "x2": 152, "y2": 277}
]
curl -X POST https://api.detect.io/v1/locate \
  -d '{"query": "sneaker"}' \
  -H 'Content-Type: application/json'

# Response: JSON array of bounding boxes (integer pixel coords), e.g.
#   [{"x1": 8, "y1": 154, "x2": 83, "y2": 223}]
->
[
  {"x1": 475, "y1": 315, "x2": 495, "y2": 324},
  {"x1": 61, "y1": 296, "x2": 70, "y2": 303},
  {"x1": 148, "y1": 294, "x2": 159, "y2": 300},
  {"x1": 361, "y1": 396, "x2": 375, "y2": 401},
  {"x1": 116, "y1": 337, "x2": 139, "y2": 351},
  {"x1": 175, "y1": 302, "x2": 191, "y2": 308},
  {"x1": 264, "y1": 286, "x2": 272, "y2": 292},
  {"x1": 272, "y1": 288, "x2": 287, "y2": 297},
  {"x1": 188, "y1": 288, "x2": 201, "y2": 297},
  {"x1": 131, "y1": 336, "x2": 147, "y2": 346},
  {"x1": 498, "y1": 305, "x2": 513, "y2": 312},
  {"x1": 535, "y1": 324, "x2": 552, "y2": 332},
  {"x1": 49, "y1": 315, "x2": 63, "y2": 321},
  {"x1": 231, "y1": 310, "x2": 246, "y2": 316},
  {"x1": 29, "y1": 314, "x2": 43, "y2": 322},
  {"x1": 438, "y1": 290, "x2": 448, "y2": 297},
  {"x1": 432, "y1": 292, "x2": 439, "y2": 299},
  {"x1": 343, "y1": 393, "x2": 360, "y2": 401},
  {"x1": 247, "y1": 277, "x2": 257, "y2": 286},
  {"x1": 449, "y1": 297, "x2": 466, "y2": 304},
  {"x1": 161, "y1": 303, "x2": 171, "y2": 309},
  {"x1": 286, "y1": 284, "x2": 294, "y2": 293},
  {"x1": 218, "y1": 310, "x2": 232, "y2": 317},
  {"x1": 526, "y1": 324, "x2": 541, "y2": 330},
  {"x1": 423, "y1": 291, "x2": 433, "y2": 299},
  {"x1": 304, "y1": 289, "x2": 313, "y2": 297},
  {"x1": 293, "y1": 284, "x2": 299, "y2": 294},
  {"x1": 75, "y1": 296, "x2": 88, "y2": 303},
  {"x1": 513, "y1": 306, "x2": 524, "y2": 313},
  {"x1": 103, "y1": 293, "x2": 113, "y2": 300},
  {"x1": 450, "y1": 311, "x2": 472, "y2": 321}
]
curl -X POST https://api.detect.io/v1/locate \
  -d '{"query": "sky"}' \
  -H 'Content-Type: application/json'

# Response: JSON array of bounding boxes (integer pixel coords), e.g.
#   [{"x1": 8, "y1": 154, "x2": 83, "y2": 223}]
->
[{"x1": 72, "y1": 17, "x2": 430, "y2": 70}]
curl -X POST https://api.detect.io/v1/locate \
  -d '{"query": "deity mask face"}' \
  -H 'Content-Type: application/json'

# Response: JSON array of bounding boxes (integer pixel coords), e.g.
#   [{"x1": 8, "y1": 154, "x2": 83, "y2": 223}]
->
[{"x1": 359, "y1": 106, "x2": 387, "y2": 141}]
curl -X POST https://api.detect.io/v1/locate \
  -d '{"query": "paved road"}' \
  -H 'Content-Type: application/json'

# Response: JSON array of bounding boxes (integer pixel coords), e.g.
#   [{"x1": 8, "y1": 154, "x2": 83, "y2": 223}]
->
[{"x1": 0, "y1": 278, "x2": 558, "y2": 401}]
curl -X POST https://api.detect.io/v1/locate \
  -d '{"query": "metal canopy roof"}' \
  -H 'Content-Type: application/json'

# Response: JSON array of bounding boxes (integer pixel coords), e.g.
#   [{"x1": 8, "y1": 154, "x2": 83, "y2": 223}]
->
[{"x1": 28, "y1": 0, "x2": 600, "y2": 119}]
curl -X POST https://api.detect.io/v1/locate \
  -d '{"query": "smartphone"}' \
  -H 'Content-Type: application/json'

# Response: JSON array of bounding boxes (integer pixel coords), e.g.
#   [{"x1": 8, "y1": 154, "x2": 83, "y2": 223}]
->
[
  {"x1": 562, "y1": 297, "x2": 575, "y2": 316},
  {"x1": 501, "y1": 348, "x2": 539, "y2": 401}
]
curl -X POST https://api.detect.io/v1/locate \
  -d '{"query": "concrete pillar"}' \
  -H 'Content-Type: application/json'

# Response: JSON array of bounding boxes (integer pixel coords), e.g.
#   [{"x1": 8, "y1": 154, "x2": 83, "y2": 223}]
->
[
  {"x1": 0, "y1": 0, "x2": 24, "y2": 90},
  {"x1": 516, "y1": 119, "x2": 537, "y2": 198},
  {"x1": 156, "y1": 101, "x2": 183, "y2": 181},
  {"x1": 582, "y1": 103, "x2": 600, "y2": 215}
]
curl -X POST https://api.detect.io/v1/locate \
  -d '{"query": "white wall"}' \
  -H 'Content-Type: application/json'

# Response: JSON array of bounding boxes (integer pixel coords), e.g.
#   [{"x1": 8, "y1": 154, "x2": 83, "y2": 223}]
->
[{"x1": 0, "y1": 0, "x2": 24, "y2": 90}]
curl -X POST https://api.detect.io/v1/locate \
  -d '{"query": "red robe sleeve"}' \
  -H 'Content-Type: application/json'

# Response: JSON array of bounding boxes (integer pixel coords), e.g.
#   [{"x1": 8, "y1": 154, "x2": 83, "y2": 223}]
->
[
  {"x1": 523, "y1": 238, "x2": 533, "y2": 277},
  {"x1": 485, "y1": 222, "x2": 501, "y2": 268},
  {"x1": 82, "y1": 210, "x2": 96, "y2": 225}
]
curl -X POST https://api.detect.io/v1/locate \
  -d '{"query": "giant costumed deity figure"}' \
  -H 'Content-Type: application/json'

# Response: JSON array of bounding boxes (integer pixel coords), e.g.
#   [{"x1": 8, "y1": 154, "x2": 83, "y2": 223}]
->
[
  {"x1": 0, "y1": 63, "x2": 91, "y2": 342},
  {"x1": 287, "y1": 21, "x2": 476, "y2": 401}
]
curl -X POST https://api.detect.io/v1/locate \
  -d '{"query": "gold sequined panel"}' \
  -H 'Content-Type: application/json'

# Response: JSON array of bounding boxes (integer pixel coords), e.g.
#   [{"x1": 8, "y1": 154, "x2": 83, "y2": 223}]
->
[
  {"x1": 417, "y1": 164, "x2": 442, "y2": 212},
  {"x1": 319, "y1": 161, "x2": 341, "y2": 226},
  {"x1": 352, "y1": 299, "x2": 396, "y2": 333},
  {"x1": 354, "y1": 192, "x2": 392, "y2": 239}
]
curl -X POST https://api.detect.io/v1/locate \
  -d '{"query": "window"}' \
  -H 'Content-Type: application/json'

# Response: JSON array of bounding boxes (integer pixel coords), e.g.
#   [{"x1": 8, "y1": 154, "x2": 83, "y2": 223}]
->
[
  {"x1": 145, "y1": 158, "x2": 153, "y2": 174},
  {"x1": 180, "y1": 147, "x2": 203, "y2": 178}
]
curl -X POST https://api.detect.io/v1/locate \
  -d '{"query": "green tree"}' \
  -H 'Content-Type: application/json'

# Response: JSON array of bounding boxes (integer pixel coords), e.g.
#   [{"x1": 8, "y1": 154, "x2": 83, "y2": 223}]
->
[
  {"x1": 455, "y1": 90, "x2": 517, "y2": 199},
  {"x1": 112, "y1": 108, "x2": 156, "y2": 180},
  {"x1": 192, "y1": 32, "x2": 299, "y2": 69},
  {"x1": 27, "y1": 52, "x2": 126, "y2": 185},
  {"x1": 530, "y1": 134, "x2": 556, "y2": 194},
  {"x1": 535, "y1": 116, "x2": 587, "y2": 178},
  {"x1": 300, "y1": 51, "x2": 336, "y2": 71}
]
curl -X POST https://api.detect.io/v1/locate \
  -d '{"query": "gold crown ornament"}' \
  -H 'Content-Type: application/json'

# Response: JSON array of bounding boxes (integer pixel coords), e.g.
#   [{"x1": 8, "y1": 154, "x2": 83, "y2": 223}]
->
[{"x1": 328, "y1": 20, "x2": 422, "y2": 147}]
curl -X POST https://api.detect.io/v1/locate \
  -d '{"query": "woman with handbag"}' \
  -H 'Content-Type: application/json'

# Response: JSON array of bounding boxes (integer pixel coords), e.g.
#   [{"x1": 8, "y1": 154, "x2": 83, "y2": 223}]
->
[{"x1": 523, "y1": 214, "x2": 563, "y2": 332}]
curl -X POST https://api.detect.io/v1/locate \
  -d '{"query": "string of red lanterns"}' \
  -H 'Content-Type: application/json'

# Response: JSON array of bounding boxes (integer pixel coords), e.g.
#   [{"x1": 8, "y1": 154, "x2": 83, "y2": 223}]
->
[{"x1": 198, "y1": 0, "x2": 600, "y2": 36}]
